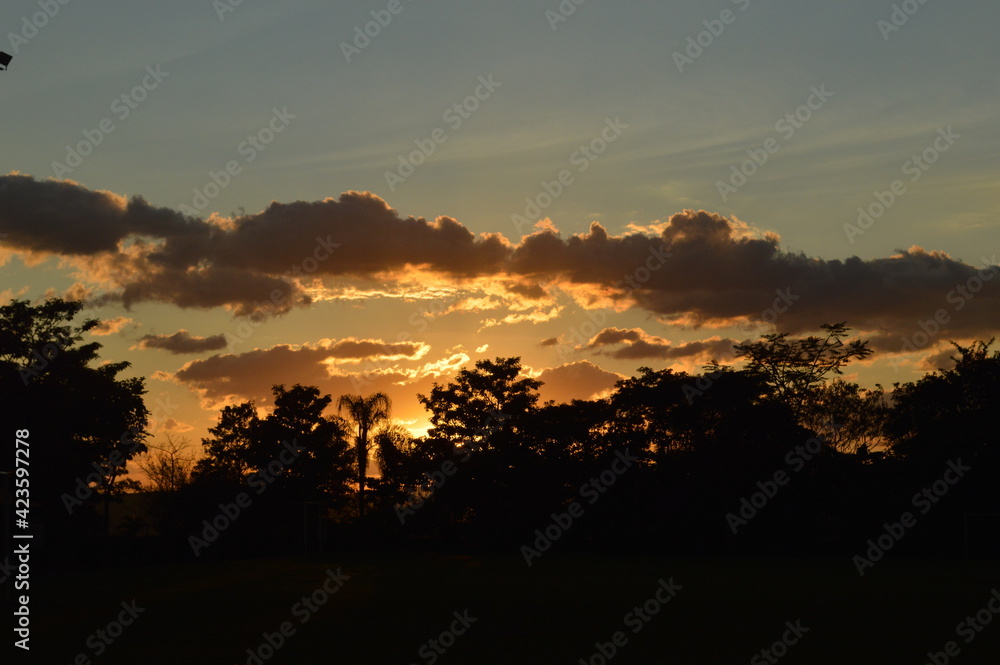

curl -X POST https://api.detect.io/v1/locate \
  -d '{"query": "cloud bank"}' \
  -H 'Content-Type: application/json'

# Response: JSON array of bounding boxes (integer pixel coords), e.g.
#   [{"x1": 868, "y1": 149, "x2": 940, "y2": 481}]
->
[{"x1": 3, "y1": 174, "x2": 998, "y2": 353}]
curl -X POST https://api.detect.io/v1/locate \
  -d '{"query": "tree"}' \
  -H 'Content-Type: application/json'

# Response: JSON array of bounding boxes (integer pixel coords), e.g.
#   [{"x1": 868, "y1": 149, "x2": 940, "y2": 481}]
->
[
  {"x1": 800, "y1": 380, "x2": 888, "y2": 455},
  {"x1": 734, "y1": 322, "x2": 872, "y2": 415},
  {"x1": 136, "y1": 434, "x2": 194, "y2": 492},
  {"x1": 417, "y1": 357, "x2": 541, "y2": 455},
  {"x1": 0, "y1": 298, "x2": 149, "y2": 543},
  {"x1": 134, "y1": 434, "x2": 195, "y2": 539},
  {"x1": 367, "y1": 425, "x2": 428, "y2": 512},
  {"x1": 337, "y1": 392, "x2": 392, "y2": 521},
  {"x1": 888, "y1": 339, "x2": 1000, "y2": 466},
  {"x1": 194, "y1": 385, "x2": 352, "y2": 503},
  {"x1": 373, "y1": 425, "x2": 418, "y2": 482},
  {"x1": 415, "y1": 358, "x2": 545, "y2": 536},
  {"x1": 192, "y1": 402, "x2": 260, "y2": 484},
  {"x1": 606, "y1": 366, "x2": 693, "y2": 456},
  {"x1": 261, "y1": 384, "x2": 352, "y2": 503}
]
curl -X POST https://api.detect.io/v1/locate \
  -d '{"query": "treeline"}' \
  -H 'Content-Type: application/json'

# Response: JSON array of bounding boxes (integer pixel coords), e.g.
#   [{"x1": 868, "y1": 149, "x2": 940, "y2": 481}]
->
[{"x1": 2, "y1": 300, "x2": 998, "y2": 566}]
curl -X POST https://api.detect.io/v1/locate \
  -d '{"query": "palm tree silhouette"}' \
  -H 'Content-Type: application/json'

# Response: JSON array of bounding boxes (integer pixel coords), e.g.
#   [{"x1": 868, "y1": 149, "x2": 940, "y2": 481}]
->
[{"x1": 337, "y1": 392, "x2": 392, "y2": 521}]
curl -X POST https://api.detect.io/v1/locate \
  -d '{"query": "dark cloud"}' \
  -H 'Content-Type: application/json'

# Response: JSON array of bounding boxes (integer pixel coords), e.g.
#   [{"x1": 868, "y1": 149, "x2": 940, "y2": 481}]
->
[
  {"x1": 0, "y1": 176, "x2": 507, "y2": 315},
  {"x1": 136, "y1": 330, "x2": 228, "y2": 354},
  {"x1": 582, "y1": 327, "x2": 737, "y2": 361},
  {"x1": 172, "y1": 338, "x2": 430, "y2": 402},
  {"x1": 505, "y1": 282, "x2": 548, "y2": 300},
  {"x1": 3, "y1": 175, "x2": 998, "y2": 349},
  {"x1": 589, "y1": 328, "x2": 644, "y2": 346},
  {"x1": 0, "y1": 173, "x2": 201, "y2": 256},
  {"x1": 160, "y1": 418, "x2": 194, "y2": 433},
  {"x1": 168, "y1": 338, "x2": 434, "y2": 425}
]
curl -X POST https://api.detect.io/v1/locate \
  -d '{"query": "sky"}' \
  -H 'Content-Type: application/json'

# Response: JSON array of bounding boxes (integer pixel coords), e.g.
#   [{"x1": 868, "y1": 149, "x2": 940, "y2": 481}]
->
[{"x1": 1, "y1": 0, "x2": 998, "y2": 453}]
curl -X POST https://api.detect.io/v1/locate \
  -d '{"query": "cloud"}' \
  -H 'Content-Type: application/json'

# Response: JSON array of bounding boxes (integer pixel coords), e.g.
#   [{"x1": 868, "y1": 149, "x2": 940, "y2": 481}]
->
[
  {"x1": 505, "y1": 281, "x2": 548, "y2": 300},
  {"x1": 170, "y1": 338, "x2": 432, "y2": 409},
  {"x1": 135, "y1": 330, "x2": 228, "y2": 354},
  {"x1": 0, "y1": 176, "x2": 507, "y2": 316},
  {"x1": 164, "y1": 341, "x2": 458, "y2": 432},
  {"x1": 90, "y1": 316, "x2": 134, "y2": 336},
  {"x1": 581, "y1": 327, "x2": 738, "y2": 362},
  {"x1": 159, "y1": 417, "x2": 194, "y2": 433},
  {"x1": 0, "y1": 175, "x2": 194, "y2": 256},
  {"x1": 166, "y1": 339, "x2": 624, "y2": 429},
  {"x1": 324, "y1": 338, "x2": 431, "y2": 361},
  {"x1": 531, "y1": 360, "x2": 626, "y2": 404},
  {"x1": 919, "y1": 348, "x2": 958, "y2": 372},
  {"x1": 480, "y1": 306, "x2": 564, "y2": 329},
  {"x1": 3, "y1": 176, "x2": 998, "y2": 348}
]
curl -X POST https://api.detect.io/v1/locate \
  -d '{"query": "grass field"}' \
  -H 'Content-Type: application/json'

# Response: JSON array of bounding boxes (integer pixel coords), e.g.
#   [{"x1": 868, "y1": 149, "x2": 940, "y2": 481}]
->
[{"x1": 27, "y1": 552, "x2": 1000, "y2": 664}]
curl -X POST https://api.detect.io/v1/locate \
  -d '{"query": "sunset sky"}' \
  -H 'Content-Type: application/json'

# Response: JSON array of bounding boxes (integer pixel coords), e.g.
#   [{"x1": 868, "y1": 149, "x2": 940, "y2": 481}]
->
[{"x1": 2, "y1": 0, "x2": 998, "y2": 451}]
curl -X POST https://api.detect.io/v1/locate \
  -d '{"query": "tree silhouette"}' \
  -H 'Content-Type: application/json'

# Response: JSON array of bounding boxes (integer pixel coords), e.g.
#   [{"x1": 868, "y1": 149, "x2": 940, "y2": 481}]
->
[
  {"x1": 734, "y1": 322, "x2": 872, "y2": 417},
  {"x1": 137, "y1": 434, "x2": 194, "y2": 493},
  {"x1": 889, "y1": 339, "x2": 1000, "y2": 466},
  {"x1": 193, "y1": 402, "x2": 260, "y2": 484},
  {"x1": 260, "y1": 384, "x2": 352, "y2": 503},
  {"x1": 338, "y1": 392, "x2": 392, "y2": 521},
  {"x1": 194, "y1": 385, "x2": 352, "y2": 502},
  {"x1": 418, "y1": 357, "x2": 541, "y2": 455},
  {"x1": 800, "y1": 379, "x2": 888, "y2": 455},
  {"x1": 0, "y1": 298, "x2": 148, "y2": 542}
]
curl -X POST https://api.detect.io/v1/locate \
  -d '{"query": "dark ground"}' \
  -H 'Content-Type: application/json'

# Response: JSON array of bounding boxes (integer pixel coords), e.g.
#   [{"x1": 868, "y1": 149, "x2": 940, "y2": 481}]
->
[{"x1": 25, "y1": 552, "x2": 1000, "y2": 664}]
